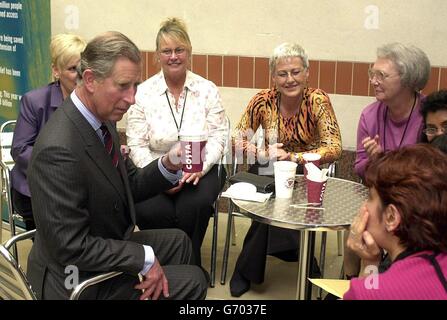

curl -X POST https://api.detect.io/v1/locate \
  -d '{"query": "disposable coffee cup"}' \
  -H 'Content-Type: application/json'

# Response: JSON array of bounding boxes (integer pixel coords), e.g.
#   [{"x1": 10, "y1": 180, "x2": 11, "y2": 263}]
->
[
  {"x1": 302, "y1": 153, "x2": 321, "y2": 178},
  {"x1": 179, "y1": 130, "x2": 207, "y2": 173},
  {"x1": 273, "y1": 161, "x2": 297, "y2": 199},
  {"x1": 306, "y1": 178, "x2": 327, "y2": 205}
]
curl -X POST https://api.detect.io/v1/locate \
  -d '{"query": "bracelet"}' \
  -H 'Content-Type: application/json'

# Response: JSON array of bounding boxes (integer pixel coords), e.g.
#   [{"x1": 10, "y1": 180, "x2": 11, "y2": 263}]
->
[{"x1": 294, "y1": 152, "x2": 302, "y2": 163}]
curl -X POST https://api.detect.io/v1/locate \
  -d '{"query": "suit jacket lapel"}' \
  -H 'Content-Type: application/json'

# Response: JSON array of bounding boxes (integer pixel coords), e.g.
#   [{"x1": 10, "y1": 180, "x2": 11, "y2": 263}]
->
[{"x1": 62, "y1": 99, "x2": 127, "y2": 204}]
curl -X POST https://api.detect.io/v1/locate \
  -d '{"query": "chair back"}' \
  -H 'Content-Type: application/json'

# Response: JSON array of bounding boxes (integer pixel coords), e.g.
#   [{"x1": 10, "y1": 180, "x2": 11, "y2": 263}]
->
[
  {"x1": 0, "y1": 121, "x2": 23, "y2": 254},
  {"x1": 0, "y1": 229, "x2": 123, "y2": 300},
  {"x1": 1, "y1": 120, "x2": 16, "y2": 244},
  {"x1": 0, "y1": 230, "x2": 37, "y2": 300},
  {"x1": 0, "y1": 120, "x2": 16, "y2": 169}
]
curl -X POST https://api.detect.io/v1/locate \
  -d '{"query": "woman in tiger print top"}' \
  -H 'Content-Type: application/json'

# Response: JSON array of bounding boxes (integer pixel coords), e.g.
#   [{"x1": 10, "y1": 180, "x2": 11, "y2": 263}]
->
[
  {"x1": 233, "y1": 86, "x2": 342, "y2": 164},
  {"x1": 229, "y1": 43, "x2": 342, "y2": 298}
]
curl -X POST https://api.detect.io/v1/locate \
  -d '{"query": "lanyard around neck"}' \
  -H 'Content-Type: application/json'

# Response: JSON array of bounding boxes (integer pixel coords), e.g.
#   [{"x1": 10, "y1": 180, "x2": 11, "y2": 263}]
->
[{"x1": 165, "y1": 87, "x2": 188, "y2": 140}]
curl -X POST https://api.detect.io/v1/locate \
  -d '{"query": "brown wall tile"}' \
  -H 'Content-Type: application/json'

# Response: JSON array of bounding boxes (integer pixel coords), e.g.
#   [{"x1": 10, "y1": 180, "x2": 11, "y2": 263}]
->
[
  {"x1": 369, "y1": 63, "x2": 376, "y2": 97},
  {"x1": 308, "y1": 60, "x2": 319, "y2": 89},
  {"x1": 140, "y1": 51, "x2": 147, "y2": 81},
  {"x1": 147, "y1": 51, "x2": 160, "y2": 78},
  {"x1": 140, "y1": 49, "x2": 447, "y2": 97},
  {"x1": 223, "y1": 56, "x2": 238, "y2": 87},
  {"x1": 208, "y1": 55, "x2": 223, "y2": 86},
  {"x1": 254, "y1": 57, "x2": 270, "y2": 89},
  {"x1": 319, "y1": 61, "x2": 336, "y2": 94},
  {"x1": 192, "y1": 54, "x2": 207, "y2": 79},
  {"x1": 352, "y1": 62, "x2": 370, "y2": 96},
  {"x1": 239, "y1": 56, "x2": 254, "y2": 88},
  {"x1": 440, "y1": 68, "x2": 447, "y2": 90},
  {"x1": 335, "y1": 61, "x2": 353, "y2": 95},
  {"x1": 422, "y1": 67, "x2": 440, "y2": 95}
]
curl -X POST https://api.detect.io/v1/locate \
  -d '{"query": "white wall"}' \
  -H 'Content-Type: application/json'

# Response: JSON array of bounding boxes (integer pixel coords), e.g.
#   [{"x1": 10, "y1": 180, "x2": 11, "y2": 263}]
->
[{"x1": 52, "y1": 0, "x2": 447, "y2": 65}]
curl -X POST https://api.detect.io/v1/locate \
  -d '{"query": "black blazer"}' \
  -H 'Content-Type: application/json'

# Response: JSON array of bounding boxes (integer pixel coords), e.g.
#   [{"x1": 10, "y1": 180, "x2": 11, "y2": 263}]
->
[{"x1": 27, "y1": 97, "x2": 173, "y2": 299}]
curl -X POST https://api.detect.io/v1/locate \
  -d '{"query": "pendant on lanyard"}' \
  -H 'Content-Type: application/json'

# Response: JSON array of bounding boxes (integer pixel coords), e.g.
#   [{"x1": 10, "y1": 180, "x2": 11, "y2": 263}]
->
[{"x1": 165, "y1": 88, "x2": 189, "y2": 140}]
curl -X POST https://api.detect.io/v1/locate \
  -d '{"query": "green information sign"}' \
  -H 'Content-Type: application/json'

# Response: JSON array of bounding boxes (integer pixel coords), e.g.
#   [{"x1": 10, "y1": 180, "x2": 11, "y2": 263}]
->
[{"x1": 0, "y1": 0, "x2": 51, "y2": 225}]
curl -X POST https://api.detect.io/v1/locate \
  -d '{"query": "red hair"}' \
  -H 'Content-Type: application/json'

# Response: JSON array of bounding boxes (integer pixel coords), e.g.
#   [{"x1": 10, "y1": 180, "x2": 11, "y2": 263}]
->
[{"x1": 364, "y1": 144, "x2": 447, "y2": 251}]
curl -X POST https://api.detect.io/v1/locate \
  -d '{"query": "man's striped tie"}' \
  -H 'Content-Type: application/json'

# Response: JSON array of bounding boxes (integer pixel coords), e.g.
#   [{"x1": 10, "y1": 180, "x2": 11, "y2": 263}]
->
[{"x1": 100, "y1": 124, "x2": 119, "y2": 168}]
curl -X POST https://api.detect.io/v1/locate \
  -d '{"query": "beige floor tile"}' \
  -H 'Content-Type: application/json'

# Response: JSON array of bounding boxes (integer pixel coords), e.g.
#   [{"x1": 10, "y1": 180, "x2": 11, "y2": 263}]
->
[{"x1": 202, "y1": 214, "x2": 344, "y2": 300}]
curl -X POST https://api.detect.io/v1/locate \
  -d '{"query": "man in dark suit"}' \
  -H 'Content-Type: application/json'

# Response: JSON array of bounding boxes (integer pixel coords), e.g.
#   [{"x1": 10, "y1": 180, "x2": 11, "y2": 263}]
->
[{"x1": 27, "y1": 31, "x2": 208, "y2": 300}]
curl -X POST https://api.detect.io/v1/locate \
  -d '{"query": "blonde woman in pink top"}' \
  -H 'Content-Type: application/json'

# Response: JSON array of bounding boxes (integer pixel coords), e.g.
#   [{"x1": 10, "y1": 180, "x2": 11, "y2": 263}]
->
[{"x1": 344, "y1": 144, "x2": 447, "y2": 300}]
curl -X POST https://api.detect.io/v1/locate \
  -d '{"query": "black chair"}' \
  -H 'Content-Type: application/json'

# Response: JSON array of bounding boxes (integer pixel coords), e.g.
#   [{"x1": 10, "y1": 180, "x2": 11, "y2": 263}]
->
[{"x1": 208, "y1": 114, "x2": 231, "y2": 287}]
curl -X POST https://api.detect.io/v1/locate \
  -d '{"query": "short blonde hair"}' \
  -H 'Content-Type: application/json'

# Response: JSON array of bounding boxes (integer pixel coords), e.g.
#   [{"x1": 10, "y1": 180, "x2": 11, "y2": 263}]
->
[
  {"x1": 269, "y1": 42, "x2": 309, "y2": 74},
  {"x1": 50, "y1": 34, "x2": 86, "y2": 71},
  {"x1": 154, "y1": 17, "x2": 192, "y2": 63}
]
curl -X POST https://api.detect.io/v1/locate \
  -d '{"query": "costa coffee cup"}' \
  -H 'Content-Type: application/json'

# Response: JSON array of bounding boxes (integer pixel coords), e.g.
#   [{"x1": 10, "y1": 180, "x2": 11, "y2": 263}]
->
[
  {"x1": 273, "y1": 161, "x2": 297, "y2": 198},
  {"x1": 179, "y1": 130, "x2": 207, "y2": 173},
  {"x1": 302, "y1": 153, "x2": 321, "y2": 179},
  {"x1": 306, "y1": 178, "x2": 327, "y2": 205}
]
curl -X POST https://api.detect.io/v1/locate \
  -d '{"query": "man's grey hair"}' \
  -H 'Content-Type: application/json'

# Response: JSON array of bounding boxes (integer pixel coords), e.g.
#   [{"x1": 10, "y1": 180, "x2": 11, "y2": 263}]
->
[{"x1": 77, "y1": 31, "x2": 141, "y2": 83}]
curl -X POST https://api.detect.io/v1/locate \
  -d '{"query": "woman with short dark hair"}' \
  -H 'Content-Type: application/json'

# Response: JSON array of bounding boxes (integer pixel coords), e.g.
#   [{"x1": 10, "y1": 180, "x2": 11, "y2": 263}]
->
[{"x1": 420, "y1": 89, "x2": 447, "y2": 143}]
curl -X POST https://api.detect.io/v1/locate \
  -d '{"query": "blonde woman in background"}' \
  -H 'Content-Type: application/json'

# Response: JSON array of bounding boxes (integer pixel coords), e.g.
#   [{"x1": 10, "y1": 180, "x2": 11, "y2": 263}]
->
[{"x1": 11, "y1": 34, "x2": 86, "y2": 231}]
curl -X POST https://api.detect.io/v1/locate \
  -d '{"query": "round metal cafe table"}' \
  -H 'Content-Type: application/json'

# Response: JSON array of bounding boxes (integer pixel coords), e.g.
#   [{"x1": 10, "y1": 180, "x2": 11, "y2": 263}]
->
[{"x1": 231, "y1": 175, "x2": 368, "y2": 300}]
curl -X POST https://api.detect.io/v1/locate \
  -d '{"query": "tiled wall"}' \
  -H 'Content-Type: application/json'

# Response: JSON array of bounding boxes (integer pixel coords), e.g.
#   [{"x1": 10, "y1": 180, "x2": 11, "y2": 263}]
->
[{"x1": 141, "y1": 51, "x2": 447, "y2": 96}]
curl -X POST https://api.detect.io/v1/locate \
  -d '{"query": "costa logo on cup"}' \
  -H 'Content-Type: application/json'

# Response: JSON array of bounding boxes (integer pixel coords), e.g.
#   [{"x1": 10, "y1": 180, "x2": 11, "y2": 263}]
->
[
  {"x1": 179, "y1": 130, "x2": 208, "y2": 173},
  {"x1": 184, "y1": 144, "x2": 193, "y2": 170},
  {"x1": 284, "y1": 177, "x2": 295, "y2": 189}
]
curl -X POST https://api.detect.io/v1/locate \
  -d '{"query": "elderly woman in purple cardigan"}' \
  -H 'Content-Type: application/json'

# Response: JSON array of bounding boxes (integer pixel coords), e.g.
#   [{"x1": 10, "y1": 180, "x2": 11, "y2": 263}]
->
[{"x1": 354, "y1": 42, "x2": 430, "y2": 179}]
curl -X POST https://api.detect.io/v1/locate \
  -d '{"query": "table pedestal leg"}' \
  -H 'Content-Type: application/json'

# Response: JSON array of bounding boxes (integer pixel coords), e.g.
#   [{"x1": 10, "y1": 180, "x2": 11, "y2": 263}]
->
[
  {"x1": 306, "y1": 231, "x2": 316, "y2": 299},
  {"x1": 296, "y1": 230, "x2": 309, "y2": 300}
]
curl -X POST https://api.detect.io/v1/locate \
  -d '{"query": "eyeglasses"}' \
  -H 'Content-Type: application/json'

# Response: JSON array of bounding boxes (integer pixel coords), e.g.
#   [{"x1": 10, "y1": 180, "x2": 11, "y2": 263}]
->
[
  {"x1": 368, "y1": 68, "x2": 399, "y2": 82},
  {"x1": 422, "y1": 125, "x2": 447, "y2": 137},
  {"x1": 160, "y1": 47, "x2": 186, "y2": 57},
  {"x1": 275, "y1": 69, "x2": 305, "y2": 80}
]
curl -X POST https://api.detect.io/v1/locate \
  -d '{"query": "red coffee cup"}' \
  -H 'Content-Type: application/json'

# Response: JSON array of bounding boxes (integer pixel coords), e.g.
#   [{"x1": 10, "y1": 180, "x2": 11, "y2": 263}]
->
[
  {"x1": 179, "y1": 131, "x2": 207, "y2": 173},
  {"x1": 302, "y1": 153, "x2": 321, "y2": 179},
  {"x1": 306, "y1": 178, "x2": 327, "y2": 205}
]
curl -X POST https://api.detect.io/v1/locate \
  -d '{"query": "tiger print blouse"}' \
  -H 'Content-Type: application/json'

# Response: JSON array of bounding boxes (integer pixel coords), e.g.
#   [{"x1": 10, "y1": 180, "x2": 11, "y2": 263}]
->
[{"x1": 233, "y1": 87, "x2": 342, "y2": 164}]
